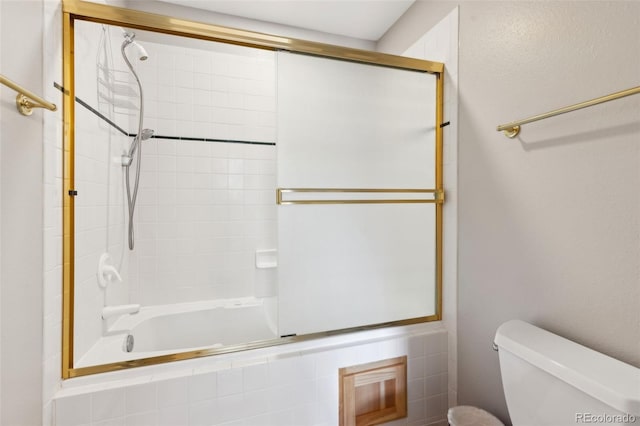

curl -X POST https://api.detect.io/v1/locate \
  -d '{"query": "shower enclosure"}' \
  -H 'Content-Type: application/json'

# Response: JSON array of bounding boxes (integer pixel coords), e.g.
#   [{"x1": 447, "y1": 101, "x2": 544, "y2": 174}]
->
[{"x1": 63, "y1": 1, "x2": 444, "y2": 378}]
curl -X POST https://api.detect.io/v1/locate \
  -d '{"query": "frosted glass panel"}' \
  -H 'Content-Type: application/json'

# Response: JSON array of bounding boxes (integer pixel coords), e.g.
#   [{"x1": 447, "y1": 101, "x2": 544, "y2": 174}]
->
[
  {"x1": 278, "y1": 204, "x2": 436, "y2": 336},
  {"x1": 277, "y1": 52, "x2": 436, "y2": 188},
  {"x1": 277, "y1": 52, "x2": 438, "y2": 336}
]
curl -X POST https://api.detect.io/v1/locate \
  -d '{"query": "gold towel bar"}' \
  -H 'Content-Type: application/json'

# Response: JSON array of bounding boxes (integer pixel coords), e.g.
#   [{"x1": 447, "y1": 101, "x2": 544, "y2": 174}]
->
[
  {"x1": 277, "y1": 188, "x2": 444, "y2": 205},
  {"x1": 497, "y1": 85, "x2": 640, "y2": 138},
  {"x1": 0, "y1": 74, "x2": 57, "y2": 116}
]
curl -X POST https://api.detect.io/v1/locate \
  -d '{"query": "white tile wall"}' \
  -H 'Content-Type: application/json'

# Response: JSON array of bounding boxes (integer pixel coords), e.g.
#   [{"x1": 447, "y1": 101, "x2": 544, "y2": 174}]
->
[
  {"x1": 131, "y1": 40, "x2": 276, "y2": 143},
  {"x1": 128, "y1": 139, "x2": 277, "y2": 305},
  {"x1": 54, "y1": 327, "x2": 449, "y2": 426},
  {"x1": 120, "y1": 34, "x2": 278, "y2": 306}
]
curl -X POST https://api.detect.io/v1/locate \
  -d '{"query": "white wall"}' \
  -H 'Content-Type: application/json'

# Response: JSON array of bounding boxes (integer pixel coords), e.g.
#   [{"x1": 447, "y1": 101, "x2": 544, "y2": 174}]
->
[
  {"x1": 380, "y1": 1, "x2": 640, "y2": 423},
  {"x1": 0, "y1": 1, "x2": 45, "y2": 425}
]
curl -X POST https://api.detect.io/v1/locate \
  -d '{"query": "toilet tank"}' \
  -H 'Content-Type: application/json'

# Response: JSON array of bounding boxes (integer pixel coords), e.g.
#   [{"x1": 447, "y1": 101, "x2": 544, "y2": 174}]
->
[{"x1": 494, "y1": 320, "x2": 640, "y2": 426}]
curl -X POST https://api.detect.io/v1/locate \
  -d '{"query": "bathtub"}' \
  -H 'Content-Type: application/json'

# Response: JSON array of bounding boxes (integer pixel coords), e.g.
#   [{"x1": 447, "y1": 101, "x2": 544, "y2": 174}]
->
[{"x1": 75, "y1": 297, "x2": 278, "y2": 368}]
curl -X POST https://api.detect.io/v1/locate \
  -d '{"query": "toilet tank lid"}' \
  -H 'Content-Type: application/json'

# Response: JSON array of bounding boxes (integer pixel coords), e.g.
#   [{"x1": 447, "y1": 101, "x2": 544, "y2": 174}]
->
[{"x1": 495, "y1": 320, "x2": 640, "y2": 416}]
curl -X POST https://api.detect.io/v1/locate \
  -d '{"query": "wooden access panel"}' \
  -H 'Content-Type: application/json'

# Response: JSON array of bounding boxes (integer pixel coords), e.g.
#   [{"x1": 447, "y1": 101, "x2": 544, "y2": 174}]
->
[{"x1": 339, "y1": 356, "x2": 408, "y2": 426}]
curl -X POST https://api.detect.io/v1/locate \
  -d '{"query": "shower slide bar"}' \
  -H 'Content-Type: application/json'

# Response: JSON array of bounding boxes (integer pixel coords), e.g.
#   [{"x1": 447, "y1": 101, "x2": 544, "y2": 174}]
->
[
  {"x1": 276, "y1": 188, "x2": 444, "y2": 205},
  {"x1": 0, "y1": 74, "x2": 57, "y2": 116},
  {"x1": 497, "y1": 85, "x2": 640, "y2": 138}
]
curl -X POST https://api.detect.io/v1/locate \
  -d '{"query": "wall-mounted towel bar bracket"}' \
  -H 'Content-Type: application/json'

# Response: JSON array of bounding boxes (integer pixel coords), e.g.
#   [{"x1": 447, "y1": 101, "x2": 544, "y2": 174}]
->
[
  {"x1": 15, "y1": 93, "x2": 51, "y2": 116},
  {"x1": 0, "y1": 74, "x2": 57, "y2": 116}
]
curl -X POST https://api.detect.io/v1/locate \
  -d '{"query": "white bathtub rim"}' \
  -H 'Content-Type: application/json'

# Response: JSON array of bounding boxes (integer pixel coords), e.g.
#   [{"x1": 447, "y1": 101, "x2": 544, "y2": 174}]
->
[
  {"x1": 75, "y1": 296, "x2": 273, "y2": 368},
  {"x1": 57, "y1": 320, "x2": 446, "y2": 398}
]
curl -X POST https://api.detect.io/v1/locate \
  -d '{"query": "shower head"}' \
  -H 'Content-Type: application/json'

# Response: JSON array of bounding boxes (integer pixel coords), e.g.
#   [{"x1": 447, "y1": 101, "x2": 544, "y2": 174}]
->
[
  {"x1": 122, "y1": 32, "x2": 149, "y2": 61},
  {"x1": 125, "y1": 40, "x2": 149, "y2": 61},
  {"x1": 131, "y1": 41, "x2": 149, "y2": 61}
]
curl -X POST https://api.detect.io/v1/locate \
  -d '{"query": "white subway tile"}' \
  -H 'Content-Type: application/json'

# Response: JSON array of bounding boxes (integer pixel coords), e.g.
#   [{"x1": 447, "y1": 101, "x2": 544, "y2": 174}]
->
[
  {"x1": 408, "y1": 356, "x2": 425, "y2": 379},
  {"x1": 157, "y1": 405, "x2": 188, "y2": 426},
  {"x1": 188, "y1": 371, "x2": 217, "y2": 402},
  {"x1": 125, "y1": 383, "x2": 157, "y2": 415},
  {"x1": 193, "y1": 56, "x2": 212, "y2": 74},
  {"x1": 217, "y1": 368, "x2": 243, "y2": 396},
  {"x1": 425, "y1": 394, "x2": 447, "y2": 421},
  {"x1": 409, "y1": 335, "x2": 426, "y2": 358},
  {"x1": 408, "y1": 399, "x2": 427, "y2": 423},
  {"x1": 242, "y1": 363, "x2": 268, "y2": 392},
  {"x1": 124, "y1": 411, "x2": 157, "y2": 426},
  {"x1": 92, "y1": 388, "x2": 126, "y2": 422},
  {"x1": 55, "y1": 394, "x2": 91, "y2": 426},
  {"x1": 408, "y1": 378, "x2": 425, "y2": 402},
  {"x1": 210, "y1": 158, "x2": 228, "y2": 173},
  {"x1": 425, "y1": 352, "x2": 447, "y2": 375},
  {"x1": 175, "y1": 69, "x2": 194, "y2": 88},
  {"x1": 216, "y1": 394, "x2": 244, "y2": 423},
  {"x1": 425, "y1": 331, "x2": 447, "y2": 355},
  {"x1": 211, "y1": 92, "x2": 230, "y2": 109},
  {"x1": 188, "y1": 399, "x2": 218, "y2": 426},
  {"x1": 93, "y1": 417, "x2": 126, "y2": 426}
]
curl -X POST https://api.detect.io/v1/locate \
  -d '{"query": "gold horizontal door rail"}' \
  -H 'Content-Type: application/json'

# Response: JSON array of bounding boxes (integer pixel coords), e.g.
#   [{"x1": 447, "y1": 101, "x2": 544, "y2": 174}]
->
[
  {"x1": 277, "y1": 188, "x2": 444, "y2": 205},
  {"x1": 0, "y1": 74, "x2": 57, "y2": 116},
  {"x1": 497, "y1": 85, "x2": 640, "y2": 138}
]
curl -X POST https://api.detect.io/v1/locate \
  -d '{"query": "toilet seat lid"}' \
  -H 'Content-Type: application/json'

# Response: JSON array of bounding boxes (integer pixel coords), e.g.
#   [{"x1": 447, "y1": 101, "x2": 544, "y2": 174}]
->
[{"x1": 447, "y1": 405, "x2": 505, "y2": 426}]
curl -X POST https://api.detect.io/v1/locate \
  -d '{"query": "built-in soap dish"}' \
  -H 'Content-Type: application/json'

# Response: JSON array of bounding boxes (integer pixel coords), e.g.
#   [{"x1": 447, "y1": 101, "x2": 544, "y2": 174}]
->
[{"x1": 255, "y1": 249, "x2": 277, "y2": 269}]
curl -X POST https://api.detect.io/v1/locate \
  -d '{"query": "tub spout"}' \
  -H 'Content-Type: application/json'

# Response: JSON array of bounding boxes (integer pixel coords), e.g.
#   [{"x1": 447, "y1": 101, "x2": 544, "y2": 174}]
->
[{"x1": 102, "y1": 304, "x2": 140, "y2": 320}]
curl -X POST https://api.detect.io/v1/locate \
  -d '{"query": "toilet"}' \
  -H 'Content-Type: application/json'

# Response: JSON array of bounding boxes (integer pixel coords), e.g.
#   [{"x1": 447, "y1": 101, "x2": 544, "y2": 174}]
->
[{"x1": 448, "y1": 320, "x2": 640, "y2": 426}]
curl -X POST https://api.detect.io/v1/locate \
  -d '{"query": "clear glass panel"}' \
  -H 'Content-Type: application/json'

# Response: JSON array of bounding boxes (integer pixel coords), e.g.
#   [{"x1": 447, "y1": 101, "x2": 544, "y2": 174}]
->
[{"x1": 73, "y1": 21, "x2": 277, "y2": 367}]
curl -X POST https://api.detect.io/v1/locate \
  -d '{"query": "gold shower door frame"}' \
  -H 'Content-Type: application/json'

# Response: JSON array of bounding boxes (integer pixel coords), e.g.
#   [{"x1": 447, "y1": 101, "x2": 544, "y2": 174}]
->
[{"x1": 61, "y1": 0, "x2": 445, "y2": 378}]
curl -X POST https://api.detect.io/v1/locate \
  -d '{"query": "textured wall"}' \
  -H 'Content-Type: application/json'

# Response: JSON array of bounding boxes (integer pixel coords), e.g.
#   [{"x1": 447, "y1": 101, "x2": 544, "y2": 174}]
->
[{"x1": 381, "y1": 1, "x2": 640, "y2": 423}]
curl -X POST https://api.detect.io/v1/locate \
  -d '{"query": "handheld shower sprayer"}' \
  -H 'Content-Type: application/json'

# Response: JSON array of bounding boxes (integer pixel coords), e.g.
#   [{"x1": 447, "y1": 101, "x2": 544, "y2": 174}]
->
[
  {"x1": 122, "y1": 129, "x2": 154, "y2": 167},
  {"x1": 120, "y1": 30, "x2": 153, "y2": 250}
]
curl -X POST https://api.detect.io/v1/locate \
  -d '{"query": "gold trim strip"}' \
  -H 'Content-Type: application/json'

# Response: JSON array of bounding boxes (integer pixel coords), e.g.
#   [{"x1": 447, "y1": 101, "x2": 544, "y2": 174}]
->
[
  {"x1": 276, "y1": 188, "x2": 440, "y2": 205},
  {"x1": 497, "y1": 85, "x2": 640, "y2": 138},
  {"x1": 0, "y1": 74, "x2": 57, "y2": 115},
  {"x1": 62, "y1": 0, "x2": 443, "y2": 74},
  {"x1": 66, "y1": 315, "x2": 438, "y2": 378},
  {"x1": 434, "y1": 72, "x2": 444, "y2": 321},
  {"x1": 62, "y1": 11, "x2": 75, "y2": 380}
]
